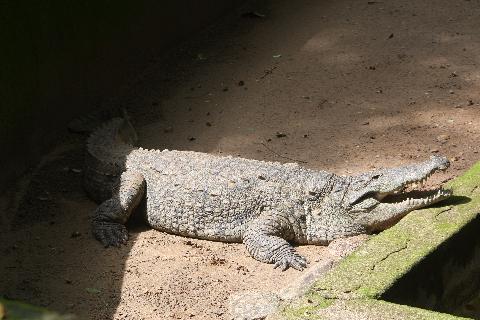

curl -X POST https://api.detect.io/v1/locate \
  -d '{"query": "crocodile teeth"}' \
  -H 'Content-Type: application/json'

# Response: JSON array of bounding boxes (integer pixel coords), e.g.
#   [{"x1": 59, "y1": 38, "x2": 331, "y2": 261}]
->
[{"x1": 398, "y1": 187, "x2": 451, "y2": 207}]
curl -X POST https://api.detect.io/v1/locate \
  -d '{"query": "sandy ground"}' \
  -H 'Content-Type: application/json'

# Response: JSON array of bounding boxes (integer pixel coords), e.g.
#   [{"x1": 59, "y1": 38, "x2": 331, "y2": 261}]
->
[{"x1": 2, "y1": 0, "x2": 480, "y2": 319}]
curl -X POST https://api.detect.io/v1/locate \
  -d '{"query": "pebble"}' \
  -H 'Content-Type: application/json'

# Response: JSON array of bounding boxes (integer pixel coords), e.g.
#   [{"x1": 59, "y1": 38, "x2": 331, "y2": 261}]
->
[
  {"x1": 228, "y1": 291, "x2": 281, "y2": 320},
  {"x1": 436, "y1": 134, "x2": 450, "y2": 144}
]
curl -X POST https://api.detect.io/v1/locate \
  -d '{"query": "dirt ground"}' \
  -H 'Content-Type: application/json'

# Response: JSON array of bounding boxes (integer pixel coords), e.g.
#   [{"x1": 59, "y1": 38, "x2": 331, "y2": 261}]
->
[{"x1": 2, "y1": 0, "x2": 480, "y2": 319}]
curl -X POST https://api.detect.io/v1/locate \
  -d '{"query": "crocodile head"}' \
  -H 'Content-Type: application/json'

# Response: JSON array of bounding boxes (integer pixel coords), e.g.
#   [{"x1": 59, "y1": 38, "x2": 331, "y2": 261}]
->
[
  {"x1": 348, "y1": 155, "x2": 452, "y2": 232},
  {"x1": 306, "y1": 155, "x2": 452, "y2": 243}
]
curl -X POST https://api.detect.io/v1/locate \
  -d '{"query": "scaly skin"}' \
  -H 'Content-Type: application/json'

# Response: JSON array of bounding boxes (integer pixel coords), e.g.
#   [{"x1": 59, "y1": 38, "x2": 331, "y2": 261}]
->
[{"x1": 86, "y1": 118, "x2": 452, "y2": 271}]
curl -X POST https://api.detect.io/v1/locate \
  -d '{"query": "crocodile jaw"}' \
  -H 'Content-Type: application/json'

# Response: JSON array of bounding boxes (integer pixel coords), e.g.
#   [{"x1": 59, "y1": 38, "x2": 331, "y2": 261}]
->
[{"x1": 362, "y1": 188, "x2": 452, "y2": 232}]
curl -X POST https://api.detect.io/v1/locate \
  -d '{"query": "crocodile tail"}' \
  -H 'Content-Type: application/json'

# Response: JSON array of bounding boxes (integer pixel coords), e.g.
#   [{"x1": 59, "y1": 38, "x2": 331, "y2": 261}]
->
[
  {"x1": 84, "y1": 116, "x2": 137, "y2": 203},
  {"x1": 68, "y1": 106, "x2": 124, "y2": 133}
]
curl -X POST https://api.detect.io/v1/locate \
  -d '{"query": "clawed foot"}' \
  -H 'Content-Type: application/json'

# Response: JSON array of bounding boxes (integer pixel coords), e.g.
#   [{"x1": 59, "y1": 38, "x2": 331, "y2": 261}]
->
[
  {"x1": 273, "y1": 251, "x2": 308, "y2": 271},
  {"x1": 93, "y1": 221, "x2": 128, "y2": 247}
]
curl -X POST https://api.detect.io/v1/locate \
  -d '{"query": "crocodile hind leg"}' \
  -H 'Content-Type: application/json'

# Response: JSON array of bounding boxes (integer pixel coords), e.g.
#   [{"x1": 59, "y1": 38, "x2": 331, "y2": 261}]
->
[
  {"x1": 243, "y1": 211, "x2": 307, "y2": 271},
  {"x1": 92, "y1": 170, "x2": 145, "y2": 247}
]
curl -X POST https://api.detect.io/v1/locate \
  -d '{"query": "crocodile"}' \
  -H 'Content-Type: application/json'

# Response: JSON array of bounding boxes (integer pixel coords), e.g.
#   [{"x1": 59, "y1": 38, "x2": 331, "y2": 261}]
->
[{"x1": 85, "y1": 117, "x2": 452, "y2": 271}]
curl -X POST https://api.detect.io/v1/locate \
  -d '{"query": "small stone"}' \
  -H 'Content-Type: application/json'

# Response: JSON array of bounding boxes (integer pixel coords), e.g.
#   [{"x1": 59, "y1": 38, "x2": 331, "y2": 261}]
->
[
  {"x1": 275, "y1": 132, "x2": 287, "y2": 138},
  {"x1": 222, "y1": 87, "x2": 229, "y2": 92},
  {"x1": 430, "y1": 148, "x2": 440, "y2": 153},
  {"x1": 238, "y1": 80, "x2": 245, "y2": 86},
  {"x1": 266, "y1": 138, "x2": 272, "y2": 142},
  {"x1": 228, "y1": 291, "x2": 281, "y2": 320},
  {"x1": 449, "y1": 90, "x2": 455, "y2": 94},
  {"x1": 362, "y1": 121, "x2": 370, "y2": 125},
  {"x1": 71, "y1": 168, "x2": 82, "y2": 174},
  {"x1": 436, "y1": 134, "x2": 450, "y2": 144},
  {"x1": 188, "y1": 137, "x2": 196, "y2": 141},
  {"x1": 303, "y1": 134, "x2": 308, "y2": 138},
  {"x1": 206, "y1": 122, "x2": 212, "y2": 127},
  {"x1": 468, "y1": 100, "x2": 474, "y2": 106},
  {"x1": 164, "y1": 127, "x2": 173, "y2": 133},
  {"x1": 388, "y1": 33, "x2": 394, "y2": 39}
]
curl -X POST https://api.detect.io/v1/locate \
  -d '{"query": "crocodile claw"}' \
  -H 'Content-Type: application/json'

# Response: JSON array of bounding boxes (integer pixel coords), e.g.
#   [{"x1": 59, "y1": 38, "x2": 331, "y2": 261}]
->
[
  {"x1": 273, "y1": 253, "x2": 308, "y2": 271},
  {"x1": 93, "y1": 221, "x2": 129, "y2": 247}
]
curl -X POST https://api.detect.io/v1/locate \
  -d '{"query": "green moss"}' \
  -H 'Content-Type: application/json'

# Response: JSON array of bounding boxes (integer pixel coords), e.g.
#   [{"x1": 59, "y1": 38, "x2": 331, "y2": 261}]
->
[
  {"x1": 0, "y1": 298, "x2": 73, "y2": 320},
  {"x1": 435, "y1": 222, "x2": 456, "y2": 233},
  {"x1": 281, "y1": 295, "x2": 333, "y2": 320},
  {"x1": 283, "y1": 305, "x2": 323, "y2": 320}
]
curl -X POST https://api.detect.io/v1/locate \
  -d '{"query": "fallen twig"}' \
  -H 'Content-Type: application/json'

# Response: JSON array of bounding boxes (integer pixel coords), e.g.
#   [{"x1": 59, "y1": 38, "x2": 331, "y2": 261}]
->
[{"x1": 258, "y1": 142, "x2": 308, "y2": 164}]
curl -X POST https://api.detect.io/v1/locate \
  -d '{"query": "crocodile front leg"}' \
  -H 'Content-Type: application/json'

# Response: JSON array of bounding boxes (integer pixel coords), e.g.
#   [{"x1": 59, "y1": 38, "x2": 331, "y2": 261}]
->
[
  {"x1": 243, "y1": 211, "x2": 307, "y2": 271},
  {"x1": 92, "y1": 170, "x2": 145, "y2": 247}
]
